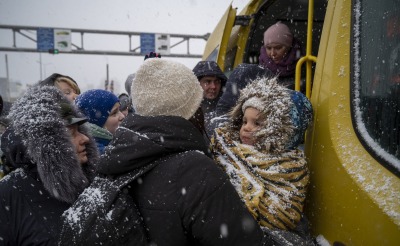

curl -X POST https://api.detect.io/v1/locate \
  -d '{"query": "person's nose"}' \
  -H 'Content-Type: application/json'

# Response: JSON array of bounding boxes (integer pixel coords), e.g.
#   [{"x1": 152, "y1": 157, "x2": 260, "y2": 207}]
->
[
  {"x1": 79, "y1": 132, "x2": 90, "y2": 145},
  {"x1": 242, "y1": 123, "x2": 252, "y2": 132},
  {"x1": 270, "y1": 48, "x2": 277, "y2": 57},
  {"x1": 209, "y1": 81, "x2": 217, "y2": 89},
  {"x1": 118, "y1": 111, "x2": 125, "y2": 121},
  {"x1": 72, "y1": 93, "x2": 78, "y2": 101}
]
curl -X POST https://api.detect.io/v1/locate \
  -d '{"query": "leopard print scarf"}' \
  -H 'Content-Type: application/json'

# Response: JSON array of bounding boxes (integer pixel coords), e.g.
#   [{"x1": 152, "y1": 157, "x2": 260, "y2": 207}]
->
[{"x1": 212, "y1": 127, "x2": 309, "y2": 230}]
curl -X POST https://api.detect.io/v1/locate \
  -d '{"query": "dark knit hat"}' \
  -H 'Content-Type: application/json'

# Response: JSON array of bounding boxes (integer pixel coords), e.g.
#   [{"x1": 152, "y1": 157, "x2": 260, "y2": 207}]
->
[
  {"x1": 76, "y1": 89, "x2": 119, "y2": 127},
  {"x1": 192, "y1": 61, "x2": 227, "y2": 86}
]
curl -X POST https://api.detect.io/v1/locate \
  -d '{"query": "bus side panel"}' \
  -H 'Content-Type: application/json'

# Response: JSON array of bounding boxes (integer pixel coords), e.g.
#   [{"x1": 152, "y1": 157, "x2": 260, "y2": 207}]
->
[{"x1": 306, "y1": 0, "x2": 400, "y2": 245}]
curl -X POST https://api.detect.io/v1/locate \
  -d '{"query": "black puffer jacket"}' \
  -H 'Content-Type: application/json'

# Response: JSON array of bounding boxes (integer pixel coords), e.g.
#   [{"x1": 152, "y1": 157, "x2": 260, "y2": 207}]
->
[
  {"x1": 97, "y1": 113, "x2": 269, "y2": 246},
  {"x1": 0, "y1": 86, "x2": 98, "y2": 245}
]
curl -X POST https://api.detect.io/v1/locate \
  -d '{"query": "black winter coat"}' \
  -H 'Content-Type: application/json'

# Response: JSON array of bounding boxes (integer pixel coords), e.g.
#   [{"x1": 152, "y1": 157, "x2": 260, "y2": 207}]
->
[
  {"x1": 0, "y1": 86, "x2": 98, "y2": 245},
  {"x1": 98, "y1": 114, "x2": 268, "y2": 246},
  {"x1": 0, "y1": 167, "x2": 69, "y2": 245}
]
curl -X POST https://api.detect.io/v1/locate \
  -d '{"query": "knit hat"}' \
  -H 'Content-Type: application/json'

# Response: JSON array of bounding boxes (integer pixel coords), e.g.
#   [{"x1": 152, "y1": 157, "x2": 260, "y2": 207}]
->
[
  {"x1": 287, "y1": 90, "x2": 313, "y2": 148},
  {"x1": 76, "y1": 89, "x2": 119, "y2": 127},
  {"x1": 192, "y1": 61, "x2": 227, "y2": 87},
  {"x1": 131, "y1": 59, "x2": 203, "y2": 120},
  {"x1": 263, "y1": 22, "x2": 293, "y2": 47}
]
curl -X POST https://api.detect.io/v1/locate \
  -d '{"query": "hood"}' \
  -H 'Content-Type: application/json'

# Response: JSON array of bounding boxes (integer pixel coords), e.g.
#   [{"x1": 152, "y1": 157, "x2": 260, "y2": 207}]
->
[
  {"x1": 216, "y1": 63, "x2": 273, "y2": 116},
  {"x1": 192, "y1": 61, "x2": 227, "y2": 86},
  {"x1": 3, "y1": 86, "x2": 98, "y2": 203},
  {"x1": 97, "y1": 113, "x2": 210, "y2": 175},
  {"x1": 228, "y1": 77, "x2": 312, "y2": 153}
]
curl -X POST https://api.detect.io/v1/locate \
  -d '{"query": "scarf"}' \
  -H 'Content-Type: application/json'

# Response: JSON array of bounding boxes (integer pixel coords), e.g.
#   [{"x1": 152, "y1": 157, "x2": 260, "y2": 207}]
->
[
  {"x1": 259, "y1": 38, "x2": 303, "y2": 77},
  {"x1": 212, "y1": 127, "x2": 309, "y2": 230}
]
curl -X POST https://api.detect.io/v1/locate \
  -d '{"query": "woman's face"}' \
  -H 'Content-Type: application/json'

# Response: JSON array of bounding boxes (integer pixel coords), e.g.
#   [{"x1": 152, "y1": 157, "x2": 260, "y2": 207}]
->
[
  {"x1": 265, "y1": 43, "x2": 290, "y2": 64},
  {"x1": 57, "y1": 81, "x2": 79, "y2": 102},
  {"x1": 240, "y1": 107, "x2": 262, "y2": 146},
  {"x1": 104, "y1": 103, "x2": 125, "y2": 134},
  {"x1": 67, "y1": 124, "x2": 90, "y2": 165}
]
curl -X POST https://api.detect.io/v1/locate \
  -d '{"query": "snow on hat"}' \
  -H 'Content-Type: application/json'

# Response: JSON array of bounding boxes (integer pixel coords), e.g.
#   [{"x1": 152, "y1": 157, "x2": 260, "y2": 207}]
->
[
  {"x1": 131, "y1": 59, "x2": 203, "y2": 120},
  {"x1": 263, "y1": 22, "x2": 293, "y2": 47},
  {"x1": 76, "y1": 89, "x2": 119, "y2": 127},
  {"x1": 230, "y1": 77, "x2": 312, "y2": 153},
  {"x1": 192, "y1": 61, "x2": 227, "y2": 86}
]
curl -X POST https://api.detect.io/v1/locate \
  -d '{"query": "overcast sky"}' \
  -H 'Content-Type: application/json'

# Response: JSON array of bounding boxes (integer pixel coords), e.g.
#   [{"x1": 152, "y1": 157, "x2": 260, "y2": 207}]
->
[{"x1": 0, "y1": 0, "x2": 248, "y2": 95}]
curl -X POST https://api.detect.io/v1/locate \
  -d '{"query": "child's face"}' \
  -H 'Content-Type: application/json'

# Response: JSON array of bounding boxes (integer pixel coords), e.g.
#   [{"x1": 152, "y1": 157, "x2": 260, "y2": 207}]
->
[
  {"x1": 240, "y1": 107, "x2": 262, "y2": 146},
  {"x1": 104, "y1": 103, "x2": 125, "y2": 134}
]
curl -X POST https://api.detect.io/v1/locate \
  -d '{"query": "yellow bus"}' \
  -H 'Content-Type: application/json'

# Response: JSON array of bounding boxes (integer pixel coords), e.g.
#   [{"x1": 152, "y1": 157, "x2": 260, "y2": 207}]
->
[{"x1": 203, "y1": 0, "x2": 400, "y2": 245}]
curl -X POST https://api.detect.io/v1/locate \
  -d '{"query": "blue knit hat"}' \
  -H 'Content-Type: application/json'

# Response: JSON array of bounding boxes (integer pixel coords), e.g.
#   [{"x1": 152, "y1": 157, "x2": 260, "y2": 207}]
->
[
  {"x1": 76, "y1": 89, "x2": 119, "y2": 127},
  {"x1": 287, "y1": 90, "x2": 313, "y2": 149}
]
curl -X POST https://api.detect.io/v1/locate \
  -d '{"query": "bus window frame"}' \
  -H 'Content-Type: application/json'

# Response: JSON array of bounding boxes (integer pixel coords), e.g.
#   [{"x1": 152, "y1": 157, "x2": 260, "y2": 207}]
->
[{"x1": 350, "y1": 0, "x2": 400, "y2": 177}]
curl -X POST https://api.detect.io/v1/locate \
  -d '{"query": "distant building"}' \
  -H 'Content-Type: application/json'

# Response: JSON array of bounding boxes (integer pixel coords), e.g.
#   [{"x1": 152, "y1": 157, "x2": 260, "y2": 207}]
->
[{"x1": 0, "y1": 78, "x2": 10, "y2": 102}]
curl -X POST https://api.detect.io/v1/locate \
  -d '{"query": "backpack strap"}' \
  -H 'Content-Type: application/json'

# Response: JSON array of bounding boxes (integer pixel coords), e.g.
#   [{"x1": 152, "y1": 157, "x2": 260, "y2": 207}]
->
[{"x1": 113, "y1": 152, "x2": 179, "y2": 188}]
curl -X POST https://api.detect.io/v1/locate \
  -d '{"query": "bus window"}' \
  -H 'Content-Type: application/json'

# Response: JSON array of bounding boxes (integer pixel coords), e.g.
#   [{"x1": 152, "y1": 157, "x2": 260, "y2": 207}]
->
[{"x1": 353, "y1": 0, "x2": 400, "y2": 175}]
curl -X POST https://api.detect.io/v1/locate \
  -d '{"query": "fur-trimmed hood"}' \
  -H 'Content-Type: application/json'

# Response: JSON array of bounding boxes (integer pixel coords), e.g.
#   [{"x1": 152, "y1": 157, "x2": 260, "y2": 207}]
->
[
  {"x1": 227, "y1": 77, "x2": 312, "y2": 153},
  {"x1": 2, "y1": 86, "x2": 98, "y2": 204}
]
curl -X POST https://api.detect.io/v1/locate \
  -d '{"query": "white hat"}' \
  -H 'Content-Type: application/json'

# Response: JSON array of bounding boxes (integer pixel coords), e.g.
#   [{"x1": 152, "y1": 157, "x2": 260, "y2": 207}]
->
[{"x1": 131, "y1": 59, "x2": 203, "y2": 120}]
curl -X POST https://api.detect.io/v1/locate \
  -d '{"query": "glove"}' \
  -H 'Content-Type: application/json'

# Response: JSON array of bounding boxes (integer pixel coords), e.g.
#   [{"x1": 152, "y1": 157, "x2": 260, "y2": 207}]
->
[{"x1": 144, "y1": 52, "x2": 162, "y2": 60}]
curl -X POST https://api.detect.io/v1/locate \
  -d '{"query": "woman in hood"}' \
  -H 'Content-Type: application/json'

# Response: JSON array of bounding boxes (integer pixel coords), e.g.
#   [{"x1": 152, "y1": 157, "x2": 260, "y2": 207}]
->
[
  {"x1": 212, "y1": 77, "x2": 313, "y2": 239},
  {"x1": 0, "y1": 86, "x2": 98, "y2": 245}
]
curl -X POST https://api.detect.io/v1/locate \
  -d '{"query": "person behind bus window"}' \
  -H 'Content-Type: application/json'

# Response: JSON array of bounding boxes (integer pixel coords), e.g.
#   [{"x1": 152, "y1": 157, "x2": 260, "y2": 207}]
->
[
  {"x1": 259, "y1": 22, "x2": 304, "y2": 90},
  {"x1": 38, "y1": 73, "x2": 81, "y2": 102},
  {"x1": 211, "y1": 77, "x2": 313, "y2": 242}
]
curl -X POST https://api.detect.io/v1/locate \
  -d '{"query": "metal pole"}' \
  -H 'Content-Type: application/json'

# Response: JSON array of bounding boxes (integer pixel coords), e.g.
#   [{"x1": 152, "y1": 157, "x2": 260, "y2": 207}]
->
[
  {"x1": 106, "y1": 63, "x2": 109, "y2": 90},
  {"x1": 39, "y1": 52, "x2": 43, "y2": 80},
  {"x1": 5, "y1": 54, "x2": 9, "y2": 80},
  {"x1": 5, "y1": 54, "x2": 11, "y2": 101}
]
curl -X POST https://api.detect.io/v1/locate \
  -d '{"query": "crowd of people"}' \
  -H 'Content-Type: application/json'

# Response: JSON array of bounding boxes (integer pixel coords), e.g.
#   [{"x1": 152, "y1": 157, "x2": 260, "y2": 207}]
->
[{"x1": 0, "y1": 22, "x2": 317, "y2": 246}]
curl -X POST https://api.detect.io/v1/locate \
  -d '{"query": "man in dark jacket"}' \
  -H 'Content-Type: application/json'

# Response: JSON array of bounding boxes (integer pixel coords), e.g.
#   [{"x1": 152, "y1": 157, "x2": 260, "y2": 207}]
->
[
  {"x1": 0, "y1": 86, "x2": 98, "y2": 245},
  {"x1": 192, "y1": 61, "x2": 227, "y2": 133},
  {"x1": 97, "y1": 58, "x2": 270, "y2": 245}
]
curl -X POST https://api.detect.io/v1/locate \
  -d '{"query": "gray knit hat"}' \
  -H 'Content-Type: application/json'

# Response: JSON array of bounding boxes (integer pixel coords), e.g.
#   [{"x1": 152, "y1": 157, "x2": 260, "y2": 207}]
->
[{"x1": 131, "y1": 59, "x2": 203, "y2": 120}]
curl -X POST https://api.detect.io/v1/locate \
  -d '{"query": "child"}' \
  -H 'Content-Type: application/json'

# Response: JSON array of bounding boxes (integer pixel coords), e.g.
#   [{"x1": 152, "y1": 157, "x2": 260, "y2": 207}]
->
[
  {"x1": 76, "y1": 89, "x2": 125, "y2": 154},
  {"x1": 212, "y1": 77, "x2": 312, "y2": 232}
]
